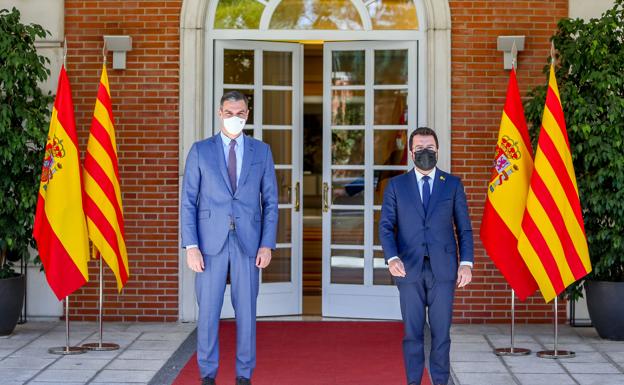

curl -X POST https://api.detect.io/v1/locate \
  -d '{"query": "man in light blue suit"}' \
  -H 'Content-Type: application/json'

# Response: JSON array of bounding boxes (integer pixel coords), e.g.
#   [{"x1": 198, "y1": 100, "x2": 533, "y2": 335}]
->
[
  {"x1": 379, "y1": 127, "x2": 474, "y2": 385},
  {"x1": 181, "y1": 91, "x2": 278, "y2": 385}
]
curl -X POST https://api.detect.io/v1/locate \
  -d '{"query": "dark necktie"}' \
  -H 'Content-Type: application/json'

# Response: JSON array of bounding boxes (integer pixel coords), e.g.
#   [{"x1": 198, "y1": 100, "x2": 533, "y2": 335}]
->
[
  {"x1": 228, "y1": 139, "x2": 237, "y2": 193},
  {"x1": 422, "y1": 175, "x2": 431, "y2": 212}
]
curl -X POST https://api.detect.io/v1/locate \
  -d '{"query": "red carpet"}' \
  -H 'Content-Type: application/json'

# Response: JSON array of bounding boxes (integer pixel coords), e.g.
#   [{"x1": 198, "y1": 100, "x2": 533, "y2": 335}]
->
[{"x1": 173, "y1": 321, "x2": 432, "y2": 385}]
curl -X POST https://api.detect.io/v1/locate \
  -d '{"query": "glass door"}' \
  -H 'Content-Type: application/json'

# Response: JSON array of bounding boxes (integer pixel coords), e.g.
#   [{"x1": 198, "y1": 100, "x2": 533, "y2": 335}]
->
[
  {"x1": 322, "y1": 41, "x2": 416, "y2": 319},
  {"x1": 214, "y1": 40, "x2": 303, "y2": 317}
]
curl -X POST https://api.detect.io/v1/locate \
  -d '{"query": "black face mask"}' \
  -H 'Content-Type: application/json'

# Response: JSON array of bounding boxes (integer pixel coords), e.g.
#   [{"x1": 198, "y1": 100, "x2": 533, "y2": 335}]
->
[{"x1": 413, "y1": 149, "x2": 437, "y2": 171}]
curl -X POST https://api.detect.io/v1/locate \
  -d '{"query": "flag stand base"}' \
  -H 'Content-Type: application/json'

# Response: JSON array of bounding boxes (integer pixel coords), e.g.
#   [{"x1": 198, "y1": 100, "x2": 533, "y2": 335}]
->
[
  {"x1": 82, "y1": 342, "x2": 119, "y2": 351},
  {"x1": 495, "y1": 347, "x2": 531, "y2": 356},
  {"x1": 48, "y1": 346, "x2": 86, "y2": 355},
  {"x1": 537, "y1": 350, "x2": 575, "y2": 359}
]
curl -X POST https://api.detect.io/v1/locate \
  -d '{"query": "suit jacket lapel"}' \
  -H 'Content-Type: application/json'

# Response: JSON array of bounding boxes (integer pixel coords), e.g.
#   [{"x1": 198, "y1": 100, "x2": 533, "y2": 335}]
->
[
  {"x1": 426, "y1": 168, "x2": 446, "y2": 219},
  {"x1": 235, "y1": 135, "x2": 255, "y2": 195},
  {"x1": 214, "y1": 134, "x2": 234, "y2": 196},
  {"x1": 406, "y1": 169, "x2": 426, "y2": 219}
]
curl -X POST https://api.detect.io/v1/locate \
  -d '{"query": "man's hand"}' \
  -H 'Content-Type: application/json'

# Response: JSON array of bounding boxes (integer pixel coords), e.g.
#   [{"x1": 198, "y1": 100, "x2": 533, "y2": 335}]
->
[
  {"x1": 388, "y1": 258, "x2": 406, "y2": 278},
  {"x1": 256, "y1": 247, "x2": 272, "y2": 268},
  {"x1": 457, "y1": 265, "x2": 472, "y2": 288},
  {"x1": 186, "y1": 247, "x2": 204, "y2": 273}
]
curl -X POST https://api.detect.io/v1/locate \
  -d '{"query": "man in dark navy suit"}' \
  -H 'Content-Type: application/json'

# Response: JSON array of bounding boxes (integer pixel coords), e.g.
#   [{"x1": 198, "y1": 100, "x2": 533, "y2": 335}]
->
[{"x1": 379, "y1": 127, "x2": 474, "y2": 385}]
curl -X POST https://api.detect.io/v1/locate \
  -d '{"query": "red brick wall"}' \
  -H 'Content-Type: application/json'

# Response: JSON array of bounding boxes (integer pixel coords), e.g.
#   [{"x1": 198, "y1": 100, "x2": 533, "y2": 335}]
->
[
  {"x1": 64, "y1": 0, "x2": 182, "y2": 322},
  {"x1": 62, "y1": 0, "x2": 569, "y2": 323},
  {"x1": 449, "y1": 0, "x2": 568, "y2": 323}
]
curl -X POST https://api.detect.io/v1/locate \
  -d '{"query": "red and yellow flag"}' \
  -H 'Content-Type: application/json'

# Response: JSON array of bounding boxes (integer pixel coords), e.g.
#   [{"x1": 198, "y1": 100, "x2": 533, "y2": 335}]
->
[
  {"x1": 517, "y1": 65, "x2": 591, "y2": 302},
  {"x1": 480, "y1": 68, "x2": 539, "y2": 301},
  {"x1": 83, "y1": 65, "x2": 129, "y2": 291},
  {"x1": 33, "y1": 65, "x2": 90, "y2": 300}
]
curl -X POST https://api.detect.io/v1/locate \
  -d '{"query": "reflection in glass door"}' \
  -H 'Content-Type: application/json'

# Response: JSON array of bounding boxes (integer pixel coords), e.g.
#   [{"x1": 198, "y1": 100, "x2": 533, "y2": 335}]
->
[
  {"x1": 214, "y1": 40, "x2": 302, "y2": 317},
  {"x1": 322, "y1": 41, "x2": 417, "y2": 319}
]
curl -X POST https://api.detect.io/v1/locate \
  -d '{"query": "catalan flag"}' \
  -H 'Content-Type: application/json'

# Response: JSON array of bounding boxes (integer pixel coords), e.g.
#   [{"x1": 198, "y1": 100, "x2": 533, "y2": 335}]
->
[
  {"x1": 517, "y1": 65, "x2": 591, "y2": 302},
  {"x1": 83, "y1": 65, "x2": 129, "y2": 291},
  {"x1": 33, "y1": 65, "x2": 90, "y2": 300},
  {"x1": 480, "y1": 68, "x2": 539, "y2": 301}
]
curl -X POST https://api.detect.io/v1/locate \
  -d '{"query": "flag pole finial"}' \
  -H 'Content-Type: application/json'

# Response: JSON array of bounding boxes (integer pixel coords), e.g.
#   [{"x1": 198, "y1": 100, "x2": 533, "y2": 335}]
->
[
  {"x1": 102, "y1": 40, "x2": 108, "y2": 65},
  {"x1": 550, "y1": 41, "x2": 556, "y2": 66},
  {"x1": 63, "y1": 37, "x2": 67, "y2": 69},
  {"x1": 511, "y1": 41, "x2": 518, "y2": 70}
]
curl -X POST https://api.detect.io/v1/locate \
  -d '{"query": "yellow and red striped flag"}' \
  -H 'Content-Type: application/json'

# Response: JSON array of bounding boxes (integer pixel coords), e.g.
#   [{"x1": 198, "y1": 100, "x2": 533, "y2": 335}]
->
[
  {"x1": 480, "y1": 68, "x2": 539, "y2": 301},
  {"x1": 517, "y1": 65, "x2": 591, "y2": 302},
  {"x1": 33, "y1": 65, "x2": 90, "y2": 300},
  {"x1": 83, "y1": 65, "x2": 129, "y2": 291}
]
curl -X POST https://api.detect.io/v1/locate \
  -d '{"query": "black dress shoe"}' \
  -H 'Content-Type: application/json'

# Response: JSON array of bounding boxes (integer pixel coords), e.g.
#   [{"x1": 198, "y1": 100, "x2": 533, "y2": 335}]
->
[
  {"x1": 236, "y1": 377, "x2": 251, "y2": 385},
  {"x1": 201, "y1": 377, "x2": 215, "y2": 385}
]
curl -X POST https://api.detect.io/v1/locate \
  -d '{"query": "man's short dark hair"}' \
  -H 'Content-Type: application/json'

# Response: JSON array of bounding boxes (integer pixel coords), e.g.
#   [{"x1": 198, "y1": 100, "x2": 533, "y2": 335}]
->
[
  {"x1": 409, "y1": 127, "x2": 439, "y2": 149},
  {"x1": 220, "y1": 90, "x2": 249, "y2": 109}
]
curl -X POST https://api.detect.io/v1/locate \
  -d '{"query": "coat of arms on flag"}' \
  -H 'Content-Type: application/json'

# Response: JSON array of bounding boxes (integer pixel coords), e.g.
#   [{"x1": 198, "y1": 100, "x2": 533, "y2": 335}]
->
[{"x1": 489, "y1": 135, "x2": 523, "y2": 193}]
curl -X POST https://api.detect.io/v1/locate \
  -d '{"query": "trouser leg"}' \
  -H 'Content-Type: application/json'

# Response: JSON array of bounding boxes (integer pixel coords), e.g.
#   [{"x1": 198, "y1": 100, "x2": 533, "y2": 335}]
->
[
  {"x1": 228, "y1": 231, "x2": 260, "y2": 379},
  {"x1": 195, "y1": 245, "x2": 229, "y2": 379},
  {"x1": 425, "y1": 260, "x2": 455, "y2": 385},
  {"x1": 397, "y1": 279, "x2": 427, "y2": 384}
]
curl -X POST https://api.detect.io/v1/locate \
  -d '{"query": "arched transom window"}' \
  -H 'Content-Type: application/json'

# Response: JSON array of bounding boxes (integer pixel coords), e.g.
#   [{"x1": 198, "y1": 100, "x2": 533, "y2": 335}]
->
[{"x1": 214, "y1": 0, "x2": 419, "y2": 30}]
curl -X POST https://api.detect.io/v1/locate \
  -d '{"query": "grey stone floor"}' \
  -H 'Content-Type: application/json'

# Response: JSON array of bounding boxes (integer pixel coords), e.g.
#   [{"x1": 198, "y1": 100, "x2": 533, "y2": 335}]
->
[
  {"x1": 1, "y1": 320, "x2": 623, "y2": 385},
  {"x1": 0, "y1": 321, "x2": 194, "y2": 385},
  {"x1": 449, "y1": 324, "x2": 624, "y2": 385}
]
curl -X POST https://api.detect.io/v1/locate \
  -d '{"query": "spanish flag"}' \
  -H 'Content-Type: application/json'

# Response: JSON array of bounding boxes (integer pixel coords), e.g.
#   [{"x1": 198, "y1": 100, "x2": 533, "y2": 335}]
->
[
  {"x1": 517, "y1": 65, "x2": 591, "y2": 302},
  {"x1": 33, "y1": 66, "x2": 90, "y2": 300},
  {"x1": 480, "y1": 68, "x2": 539, "y2": 300},
  {"x1": 83, "y1": 65, "x2": 129, "y2": 291}
]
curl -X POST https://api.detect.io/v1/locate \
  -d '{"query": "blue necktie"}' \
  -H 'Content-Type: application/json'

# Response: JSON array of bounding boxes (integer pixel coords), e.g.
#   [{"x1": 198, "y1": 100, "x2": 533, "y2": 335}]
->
[
  {"x1": 228, "y1": 140, "x2": 237, "y2": 193},
  {"x1": 422, "y1": 175, "x2": 431, "y2": 212}
]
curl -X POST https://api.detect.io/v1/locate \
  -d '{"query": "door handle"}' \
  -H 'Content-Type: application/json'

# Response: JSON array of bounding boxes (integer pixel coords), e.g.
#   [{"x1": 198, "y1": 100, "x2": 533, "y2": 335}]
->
[
  {"x1": 294, "y1": 182, "x2": 300, "y2": 212},
  {"x1": 323, "y1": 182, "x2": 329, "y2": 212}
]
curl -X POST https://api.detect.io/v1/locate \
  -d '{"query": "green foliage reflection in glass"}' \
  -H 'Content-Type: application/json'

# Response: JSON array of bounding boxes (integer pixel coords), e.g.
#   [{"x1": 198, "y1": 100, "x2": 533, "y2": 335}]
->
[
  {"x1": 270, "y1": 0, "x2": 363, "y2": 30},
  {"x1": 367, "y1": 0, "x2": 418, "y2": 30},
  {"x1": 214, "y1": 0, "x2": 419, "y2": 30},
  {"x1": 332, "y1": 130, "x2": 364, "y2": 165},
  {"x1": 224, "y1": 50, "x2": 254, "y2": 85},
  {"x1": 215, "y1": 0, "x2": 265, "y2": 29},
  {"x1": 332, "y1": 50, "x2": 365, "y2": 85}
]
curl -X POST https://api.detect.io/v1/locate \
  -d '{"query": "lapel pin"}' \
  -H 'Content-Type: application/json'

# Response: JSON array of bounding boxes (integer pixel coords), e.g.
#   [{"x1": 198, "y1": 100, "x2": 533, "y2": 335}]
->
[{"x1": 440, "y1": 175, "x2": 446, "y2": 181}]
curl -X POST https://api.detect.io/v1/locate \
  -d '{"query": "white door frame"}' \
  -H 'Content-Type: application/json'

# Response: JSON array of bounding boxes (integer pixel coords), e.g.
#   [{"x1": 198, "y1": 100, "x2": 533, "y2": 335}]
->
[
  {"x1": 322, "y1": 41, "x2": 418, "y2": 319},
  {"x1": 209, "y1": 40, "x2": 303, "y2": 318},
  {"x1": 179, "y1": 0, "x2": 452, "y2": 322}
]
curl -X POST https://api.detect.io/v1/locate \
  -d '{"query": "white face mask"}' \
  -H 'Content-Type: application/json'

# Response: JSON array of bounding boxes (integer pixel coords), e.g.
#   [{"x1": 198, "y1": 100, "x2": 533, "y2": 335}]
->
[{"x1": 223, "y1": 116, "x2": 246, "y2": 136}]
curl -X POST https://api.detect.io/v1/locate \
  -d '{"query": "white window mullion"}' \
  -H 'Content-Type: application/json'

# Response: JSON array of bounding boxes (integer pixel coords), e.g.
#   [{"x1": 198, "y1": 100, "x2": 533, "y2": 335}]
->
[
  {"x1": 364, "y1": 46, "x2": 374, "y2": 287},
  {"x1": 262, "y1": 85, "x2": 293, "y2": 91},
  {"x1": 322, "y1": 44, "x2": 333, "y2": 299},
  {"x1": 223, "y1": 83, "x2": 254, "y2": 89},
  {"x1": 254, "y1": 48, "x2": 263, "y2": 140}
]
